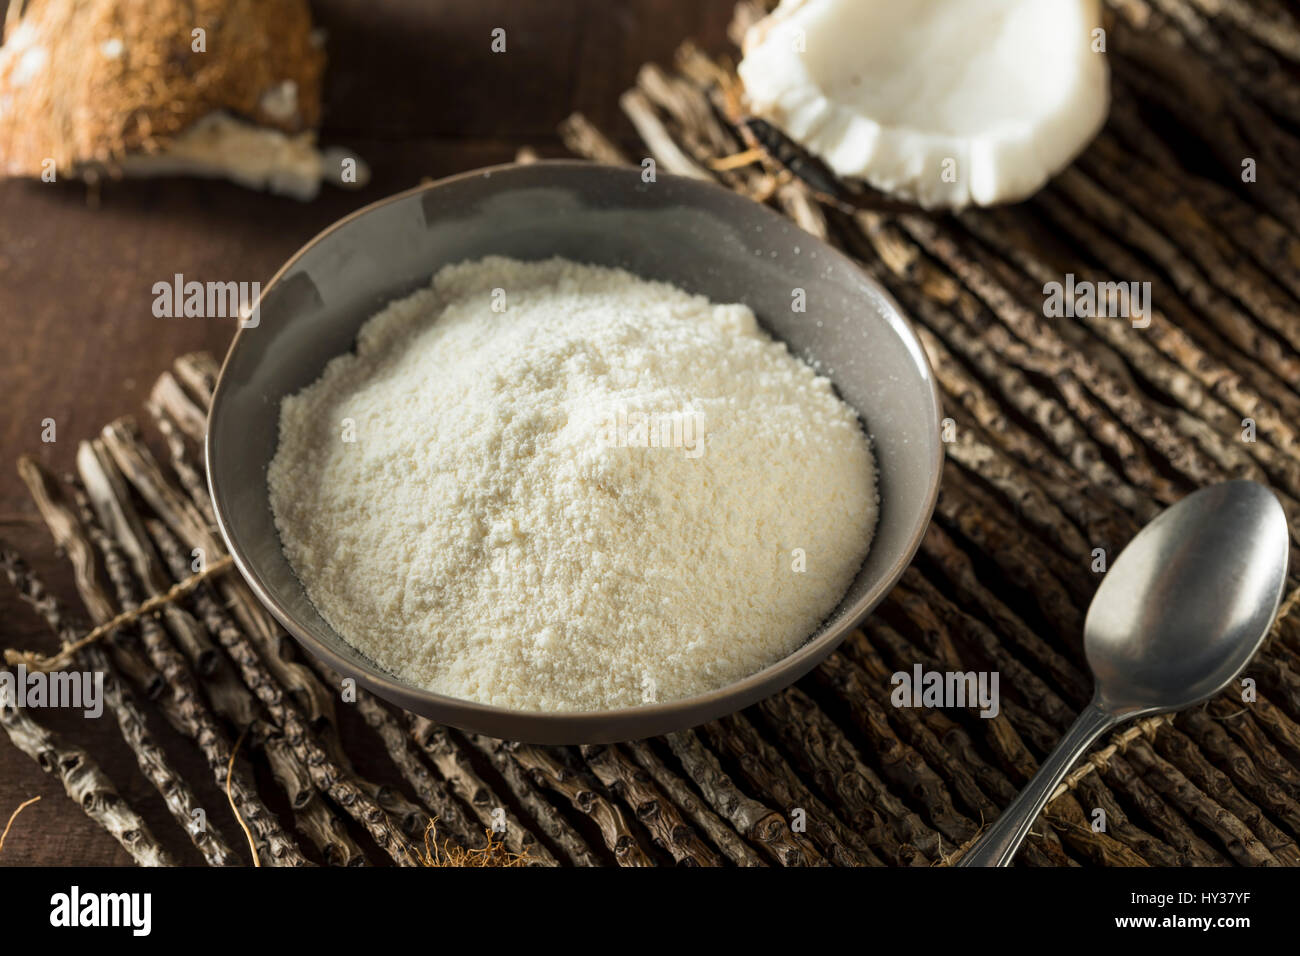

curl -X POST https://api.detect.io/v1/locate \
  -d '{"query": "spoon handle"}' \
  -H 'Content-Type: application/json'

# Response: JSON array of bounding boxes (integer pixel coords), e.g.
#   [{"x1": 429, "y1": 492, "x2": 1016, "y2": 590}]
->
[{"x1": 959, "y1": 702, "x2": 1118, "y2": 867}]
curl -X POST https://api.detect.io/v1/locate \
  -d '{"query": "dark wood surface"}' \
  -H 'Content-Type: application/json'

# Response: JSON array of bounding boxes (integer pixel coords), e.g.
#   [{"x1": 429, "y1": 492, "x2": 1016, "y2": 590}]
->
[{"x1": 0, "y1": 0, "x2": 735, "y2": 866}]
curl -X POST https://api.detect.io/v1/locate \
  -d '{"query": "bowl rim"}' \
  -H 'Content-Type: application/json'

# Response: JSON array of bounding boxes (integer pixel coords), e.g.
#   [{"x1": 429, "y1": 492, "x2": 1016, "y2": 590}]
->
[{"x1": 206, "y1": 159, "x2": 944, "y2": 743}]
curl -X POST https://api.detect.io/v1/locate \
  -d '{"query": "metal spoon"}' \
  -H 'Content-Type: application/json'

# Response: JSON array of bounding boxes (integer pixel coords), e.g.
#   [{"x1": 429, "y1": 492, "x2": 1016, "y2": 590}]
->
[{"x1": 959, "y1": 480, "x2": 1289, "y2": 867}]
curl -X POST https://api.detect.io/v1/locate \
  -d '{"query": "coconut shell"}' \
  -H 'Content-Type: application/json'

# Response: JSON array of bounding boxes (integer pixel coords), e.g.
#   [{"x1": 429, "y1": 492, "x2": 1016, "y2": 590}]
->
[{"x1": 0, "y1": 0, "x2": 325, "y2": 177}]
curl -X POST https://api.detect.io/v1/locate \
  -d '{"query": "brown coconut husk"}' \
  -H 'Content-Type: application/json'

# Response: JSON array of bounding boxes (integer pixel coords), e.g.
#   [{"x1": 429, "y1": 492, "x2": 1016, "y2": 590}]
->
[{"x1": 0, "y1": 0, "x2": 325, "y2": 178}]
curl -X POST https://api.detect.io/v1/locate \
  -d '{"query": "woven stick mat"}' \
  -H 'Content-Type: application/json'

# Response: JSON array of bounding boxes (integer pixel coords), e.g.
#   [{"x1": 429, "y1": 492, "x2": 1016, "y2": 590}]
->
[{"x1": 8, "y1": 0, "x2": 1300, "y2": 867}]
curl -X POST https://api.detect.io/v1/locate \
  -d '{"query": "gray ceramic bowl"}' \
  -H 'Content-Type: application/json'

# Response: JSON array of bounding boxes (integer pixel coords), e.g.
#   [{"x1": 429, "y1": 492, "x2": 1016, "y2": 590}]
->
[{"x1": 207, "y1": 161, "x2": 943, "y2": 744}]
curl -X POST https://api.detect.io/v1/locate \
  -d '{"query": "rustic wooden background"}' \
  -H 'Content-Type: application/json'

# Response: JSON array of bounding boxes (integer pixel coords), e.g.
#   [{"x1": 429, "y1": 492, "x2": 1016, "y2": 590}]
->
[{"x1": 0, "y1": 0, "x2": 736, "y2": 866}]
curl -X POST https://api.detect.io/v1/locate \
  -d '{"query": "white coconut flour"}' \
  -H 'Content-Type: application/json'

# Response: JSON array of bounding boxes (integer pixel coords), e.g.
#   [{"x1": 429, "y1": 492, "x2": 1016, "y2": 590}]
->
[{"x1": 269, "y1": 256, "x2": 878, "y2": 711}]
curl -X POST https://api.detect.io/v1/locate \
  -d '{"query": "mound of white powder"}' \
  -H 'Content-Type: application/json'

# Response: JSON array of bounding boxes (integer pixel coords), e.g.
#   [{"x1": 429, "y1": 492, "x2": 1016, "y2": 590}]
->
[{"x1": 268, "y1": 257, "x2": 877, "y2": 711}]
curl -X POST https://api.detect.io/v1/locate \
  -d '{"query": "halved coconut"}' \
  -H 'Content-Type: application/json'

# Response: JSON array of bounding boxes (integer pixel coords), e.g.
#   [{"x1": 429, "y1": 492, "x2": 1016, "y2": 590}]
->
[
  {"x1": 738, "y1": 0, "x2": 1110, "y2": 209},
  {"x1": 0, "y1": 0, "x2": 367, "y2": 199}
]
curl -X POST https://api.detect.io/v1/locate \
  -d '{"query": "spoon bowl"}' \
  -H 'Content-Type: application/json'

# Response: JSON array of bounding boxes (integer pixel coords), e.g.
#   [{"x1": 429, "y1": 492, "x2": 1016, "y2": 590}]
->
[
  {"x1": 1085, "y1": 480, "x2": 1290, "y2": 717},
  {"x1": 961, "y1": 480, "x2": 1289, "y2": 866}
]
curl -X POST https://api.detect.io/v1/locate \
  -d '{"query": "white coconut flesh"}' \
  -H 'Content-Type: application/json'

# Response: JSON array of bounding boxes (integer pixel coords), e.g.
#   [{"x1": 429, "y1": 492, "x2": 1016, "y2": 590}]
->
[
  {"x1": 117, "y1": 113, "x2": 370, "y2": 201},
  {"x1": 739, "y1": 0, "x2": 1109, "y2": 209}
]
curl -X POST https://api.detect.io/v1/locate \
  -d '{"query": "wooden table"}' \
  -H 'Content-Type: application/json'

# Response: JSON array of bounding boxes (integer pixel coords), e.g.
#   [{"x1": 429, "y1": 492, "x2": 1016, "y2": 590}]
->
[{"x1": 0, "y1": 0, "x2": 735, "y2": 866}]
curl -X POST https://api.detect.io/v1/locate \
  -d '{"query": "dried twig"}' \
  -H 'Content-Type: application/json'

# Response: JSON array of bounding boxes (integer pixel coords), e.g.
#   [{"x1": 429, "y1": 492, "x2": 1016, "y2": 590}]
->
[
  {"x1": 0, "y1": 545, "x2": 240, "y2": 866},
  {"x1": 260, "y1": 732, "x2": 366, "y2": 866},
  {"x1": 581, "y1": 743, "x2": 720, "y2": 866},
  {"x1": 702, "y1": 714, "x2": 881, "y2": 866},
  {"x1": 172, "y1": 352, "x2": 220, "y2": 406},
  {"x1": 665, "y1": 728, "x2": 823, "y2": 866},
  {"x1": 623, "y1": 739, "x2": 764, "y2": 867},
  {"x1": 18, "y1": 458, "x2": 307, "y2": 866},
  {"x1": 755, "y1": 688, "x2": 938, "y2": 864},
  {"x1": 507, "y1": 742, "x2": 654, "y2": 866},
  {"x1": 143, "y1": 517, "x2": 418, "y2": 865},
  {"x1": 407, "y1": 718, "x2": 554, "y2": 865},
  {"x1": 100, "y1": 419, "x2": 335, "y2": 728},
  {"x1": 0, "y1": 674, "x2": 176, "y2": 866},
  {"x1": 466, "y1": 733, "x2": 602, "y2": 866}
]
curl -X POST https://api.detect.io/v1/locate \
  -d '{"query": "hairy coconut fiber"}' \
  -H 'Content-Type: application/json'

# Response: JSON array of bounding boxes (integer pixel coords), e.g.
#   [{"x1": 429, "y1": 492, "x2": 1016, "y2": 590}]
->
[{"x1": 0, "y1": 0, "x2": 325, "y2": 178}]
